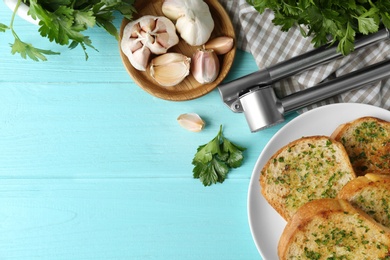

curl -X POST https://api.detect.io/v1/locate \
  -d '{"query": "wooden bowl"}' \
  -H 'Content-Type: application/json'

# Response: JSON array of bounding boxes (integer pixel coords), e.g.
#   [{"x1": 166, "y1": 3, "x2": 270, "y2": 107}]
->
[{"x1": 119, "y1": 0, "x2": 236, "y2": 101}]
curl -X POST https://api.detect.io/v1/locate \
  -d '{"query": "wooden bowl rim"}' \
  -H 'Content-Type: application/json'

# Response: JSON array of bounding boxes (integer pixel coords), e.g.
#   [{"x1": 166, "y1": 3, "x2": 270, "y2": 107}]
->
[{"x1": 118, "y1": 0, "x2": 236, "y2": 101}]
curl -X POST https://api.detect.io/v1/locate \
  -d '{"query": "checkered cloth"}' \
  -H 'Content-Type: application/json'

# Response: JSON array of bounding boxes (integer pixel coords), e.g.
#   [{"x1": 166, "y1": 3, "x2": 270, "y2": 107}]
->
[{"x1": 219, "y1": 0, "x2": 390, "y2": 111}]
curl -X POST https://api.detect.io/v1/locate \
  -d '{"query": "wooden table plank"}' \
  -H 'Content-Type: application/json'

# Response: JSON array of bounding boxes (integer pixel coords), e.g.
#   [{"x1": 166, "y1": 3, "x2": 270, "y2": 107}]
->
[
  {"x1": 0, "y1": 179, "x2": 259, "y2": 260},
  {"x1": 0, "y1": 80, "x2": 295, "y2": 179}
]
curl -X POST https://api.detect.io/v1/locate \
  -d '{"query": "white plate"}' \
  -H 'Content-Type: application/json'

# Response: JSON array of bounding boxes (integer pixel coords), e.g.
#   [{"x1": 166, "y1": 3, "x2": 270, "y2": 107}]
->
[{"x1": 247, "y1": 103, "x2": 390, "y2": 260}]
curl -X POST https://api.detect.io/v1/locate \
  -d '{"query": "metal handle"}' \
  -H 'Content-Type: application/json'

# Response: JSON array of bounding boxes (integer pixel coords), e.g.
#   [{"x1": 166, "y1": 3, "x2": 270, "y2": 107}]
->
[
  {"x1": 281, "y1": 59, "x2": 390, "y2": 113},
  {"x1": 269, "y1": 29, "x2": 390, "y2": 81},
  {"x1": 219, "y1": 28, "x2": 390, "y2": 112}
]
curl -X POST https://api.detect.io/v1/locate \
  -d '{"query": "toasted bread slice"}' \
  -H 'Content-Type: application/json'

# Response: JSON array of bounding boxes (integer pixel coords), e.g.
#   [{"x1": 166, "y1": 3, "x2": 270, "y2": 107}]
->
[
  {"x1": 260, "y1": 136, "x2": 356, "y2": 221},
  {"x1": 278, "y1": 198, "x2": 390, "y2": 260},
  {"x1": 338, "y1": 173, "x2": 390, "y2": 228},
  {"x1": 331, "y1": 116, "x2": 390, "y2": 176}
]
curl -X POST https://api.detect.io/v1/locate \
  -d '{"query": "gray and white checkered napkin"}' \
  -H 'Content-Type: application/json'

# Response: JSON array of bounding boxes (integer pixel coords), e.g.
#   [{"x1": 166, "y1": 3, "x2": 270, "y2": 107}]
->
[{"x1": 219, "y1": 0, "x2": 390, "y2": 111}]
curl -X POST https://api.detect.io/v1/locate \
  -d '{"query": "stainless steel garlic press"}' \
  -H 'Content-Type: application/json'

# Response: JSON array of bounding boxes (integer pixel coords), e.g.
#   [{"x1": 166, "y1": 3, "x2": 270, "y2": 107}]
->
[{"x1": 218, "y1": 29, "x2": 390, "y2": 132}]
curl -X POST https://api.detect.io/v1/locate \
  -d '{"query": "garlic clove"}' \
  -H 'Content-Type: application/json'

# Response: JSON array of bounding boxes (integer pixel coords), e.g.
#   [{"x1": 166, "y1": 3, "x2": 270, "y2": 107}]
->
[
  {"x1": 204, "y1": 36, "x2": 234, "y2": 55},
  {"x1": 121, "y1": 15, "x2": 179, "y2": 71},
  {"x1": 131, "y1": 47, "x2": 151, "y2": 71},
  {"x1": 162, "y1": 0, "x2": 214, "y2": 46},
  {"x1": 130, "y1": 23, "x2": 141, "y2": 38},
  {"x1": 147, "y1": 16, "x2": 179, "y2": 54},
  {"x1": 139, "y1": 17, "x2": 156, "y2": 32},
  {"x1": 161, "y1": 0, "x2": 184, "y2": 20},
  {"x1": 155, "y1": 32, "x2": 170, "y2": 49},
  {"x1": 128, "y1": 39, "x2": 143, "y2": 53},
  {"x1": 191, "y1": 48, "x2": 220, "y2": 84},
  {"x1": 150, "y1": 53, "x2": 191, "y2": 87},
  {"x1": 177, "y1": 113, "x2": 205, "y2": 132},
  {"x1": 151, "y1": 63, "x2": 189, "y2": 86},
  {"x1": 151, "y1": 52, "x2": 188, "y2": 66}
]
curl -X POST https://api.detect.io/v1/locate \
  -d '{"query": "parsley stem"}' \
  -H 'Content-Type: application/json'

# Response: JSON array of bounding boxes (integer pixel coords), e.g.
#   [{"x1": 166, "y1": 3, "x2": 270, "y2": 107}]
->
[
  {"x1": 9, "y1": 0, "x2": 23, "y2": 41},
  {"x1": 217, "y1": 125, "x2": 223, "y2": 142},
  {"x1": 9, "y1": 0, "x2": 22, "y2": 29}
]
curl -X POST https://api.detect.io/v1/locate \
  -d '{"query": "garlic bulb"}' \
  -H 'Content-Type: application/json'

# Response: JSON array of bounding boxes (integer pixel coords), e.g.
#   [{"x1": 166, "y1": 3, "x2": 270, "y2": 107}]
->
[
  {"x1": 162, "y1": 0, "x2": 214, "y2": 46},
  {"x1": 205, "y1": 36, "x2": 234, "y2": 55},
  {"x1": 177, "y1": 113, "x2": 205, "y2": 132},
  {"x1": 191, "y1": 48, "x2": 220, "y2": 84},
  {"x1": 121, "y1": 15, "x2": 179, "y2": 71},
  {"x1": 150, "y1": 53, "x2": 191, "y2": 87}
]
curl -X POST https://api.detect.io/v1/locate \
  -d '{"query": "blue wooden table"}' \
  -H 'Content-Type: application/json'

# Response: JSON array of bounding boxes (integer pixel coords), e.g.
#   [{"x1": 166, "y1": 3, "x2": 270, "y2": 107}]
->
[{"x1": 0, "y1": 3, "x2": 298, "y2": 259}]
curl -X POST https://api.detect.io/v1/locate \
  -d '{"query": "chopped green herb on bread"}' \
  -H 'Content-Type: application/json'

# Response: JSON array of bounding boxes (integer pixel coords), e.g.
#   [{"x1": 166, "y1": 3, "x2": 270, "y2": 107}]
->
[
  {"x1": 278, "y1": 198, "x2": 390, "y2": 260},
  {"x1": 331, "y1": 117, "x2": 390, "y2": 176},
  {"x1": 338, "y1": 173, "x2": 390, "y2": 229},
  {"x1": 260, "y1": 136, "x2": 356, "y2": 221}
]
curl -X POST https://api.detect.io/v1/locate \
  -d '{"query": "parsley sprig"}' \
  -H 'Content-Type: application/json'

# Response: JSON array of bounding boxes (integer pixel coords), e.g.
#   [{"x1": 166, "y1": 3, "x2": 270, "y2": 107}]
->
[
  {"x1": 1, "y1": 0, "x2": 135, "y2": 61},
  {"x1": 247, "y1": 0, "x2": 390, "y2": 55},
  {"x1": 192, "y1": 125, "x2": 246, "y2": 186}
]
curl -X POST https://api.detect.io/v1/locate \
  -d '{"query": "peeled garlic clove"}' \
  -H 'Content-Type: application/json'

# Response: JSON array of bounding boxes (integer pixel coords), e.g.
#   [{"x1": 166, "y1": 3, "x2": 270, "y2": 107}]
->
[
  {"x1": 150, "y1": 53, "x2": 191, "y2": 87},
  {"x1": 121, "y1": 15, "x2": 179, "y2": 71},
  {"x1": 131, "y1": 47, "x2": 151, "y2": 71},
  {"x1": 177, "y1": 113, "x2": 205, "y2": 132},
  {"x1": 205, "y1": 36, "x2": 234, "y2": 55},
  {"x1": 191, "y1": 48, "x2": 220, "y2": 84},
  {"x1": 162, "y1": 0, "x2": 214, "y2": 46}
]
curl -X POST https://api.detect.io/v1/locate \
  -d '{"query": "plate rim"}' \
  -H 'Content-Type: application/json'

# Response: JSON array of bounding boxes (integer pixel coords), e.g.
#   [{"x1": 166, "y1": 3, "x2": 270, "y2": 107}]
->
[{"x1": 247, "y1": 103, "x2": 390, "y2": 260}]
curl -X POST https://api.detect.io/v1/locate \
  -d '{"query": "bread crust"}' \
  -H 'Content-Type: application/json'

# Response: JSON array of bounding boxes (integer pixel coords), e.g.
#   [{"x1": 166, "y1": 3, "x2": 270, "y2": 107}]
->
[
  {"x1": 331, "y1": 116, "x2": 390, "y2": 176},
  {"x1": 278, "y1": 198, "x2": 390, "y2": 259},
  {"x1": 338, "y1": 173, "x2": 390, "y2": 197},
  {"x1": 260, "y1": 136, "x2": 356, "y2": 221},
  {"x1": 338, "y1": 173, "x2": 390, "y2": 228}
]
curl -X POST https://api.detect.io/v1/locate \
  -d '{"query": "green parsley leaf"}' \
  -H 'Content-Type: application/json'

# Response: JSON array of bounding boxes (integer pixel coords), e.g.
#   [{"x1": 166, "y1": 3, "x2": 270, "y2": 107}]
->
[
  {"x1": 74, "y1": 10, "x2": 96, "y2": 29},
  {"x1": 382, "y1": 12, "x2": 390, "y2": 29},
  {"x1": 222, "y1": 139, "x2": 245, "y2": 168},
  {"x1": 246, "y1": 0, "x2": 390, "y2": 55},
  {"x1": 356, "y1": 10, "x2": 379, "y2": 35},
  {"x1": 0, "y1": 23, "x2": 8, "y2": 32},
  {"x1": 1, "y1": 0, "x2": 135, "y2": 61},
  {"x1": 193, "y1": 161, "x2": 218, "y2": 186},
  {"x1": 10, "y1": 30, "x2": 59, "y2": 61},
  {"x1": 192, "y1": 125, "x2": 246, "y2": 186},
  {"x1": 193, "y1": 135, "x2": 221, "y2": 165}
]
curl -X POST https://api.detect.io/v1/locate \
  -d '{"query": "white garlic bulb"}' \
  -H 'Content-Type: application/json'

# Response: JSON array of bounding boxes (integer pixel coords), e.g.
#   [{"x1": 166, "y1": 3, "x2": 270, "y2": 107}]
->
[
  {"x1": 162, "y1": 0, "x2": 215, "y2": 46},
  {"x1": 121, "y1": 15, "x2": 179, "y2": 71}
]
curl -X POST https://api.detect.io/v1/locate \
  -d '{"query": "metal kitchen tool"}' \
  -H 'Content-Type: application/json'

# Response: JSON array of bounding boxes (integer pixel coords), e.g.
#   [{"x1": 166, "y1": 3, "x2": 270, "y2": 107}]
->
[
  {"x1": 240, "y1": 59, "x2": 390, "y2": 132},
  {"x1": 218, "y1": 29, "x2": 390, "y2": 132}
]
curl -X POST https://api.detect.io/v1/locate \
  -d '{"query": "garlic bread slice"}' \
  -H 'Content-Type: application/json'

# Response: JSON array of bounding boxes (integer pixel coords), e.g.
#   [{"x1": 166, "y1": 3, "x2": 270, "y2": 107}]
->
[
  {"x1": 260, "y1": 136, "x2": 356, "y2": 221},
  {"x1": 338, "y1": 173, "x2": 390, "y2": 228},
  {"x1": 278, "y1": 198, "x2": 390, "y2": 260},
  {"x1": 331, "y1": 116, "x2": 390, "y2": 176}
]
